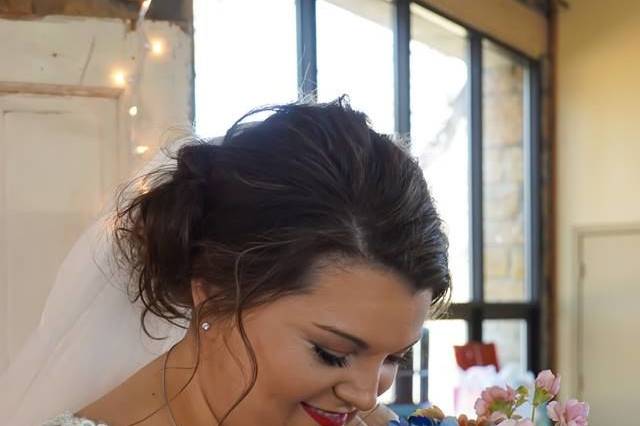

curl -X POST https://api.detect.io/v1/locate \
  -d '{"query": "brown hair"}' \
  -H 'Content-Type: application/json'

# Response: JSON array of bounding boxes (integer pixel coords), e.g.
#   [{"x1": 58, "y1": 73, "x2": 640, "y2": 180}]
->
[{"x1": 113, "y1": 97, "x2": 451, "y2": 424}]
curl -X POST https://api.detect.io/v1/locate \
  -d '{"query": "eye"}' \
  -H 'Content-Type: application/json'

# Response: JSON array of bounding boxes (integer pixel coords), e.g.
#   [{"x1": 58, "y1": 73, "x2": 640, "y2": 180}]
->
[{"x1": 312, "y1": 344, "x2": 350, "y2": 368}]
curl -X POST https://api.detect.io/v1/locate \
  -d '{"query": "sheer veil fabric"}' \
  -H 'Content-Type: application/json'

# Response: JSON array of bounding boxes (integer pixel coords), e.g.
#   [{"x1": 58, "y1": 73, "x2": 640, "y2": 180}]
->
[{"x1": 0, "y1": 139, "x2": 199, "y2": 426}]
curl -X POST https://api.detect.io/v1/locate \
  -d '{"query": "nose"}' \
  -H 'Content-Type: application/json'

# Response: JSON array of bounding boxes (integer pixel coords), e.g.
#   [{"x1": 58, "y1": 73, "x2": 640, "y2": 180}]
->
[{"x1": 332, "y1": 363, "x2": 382, "y2": 412}]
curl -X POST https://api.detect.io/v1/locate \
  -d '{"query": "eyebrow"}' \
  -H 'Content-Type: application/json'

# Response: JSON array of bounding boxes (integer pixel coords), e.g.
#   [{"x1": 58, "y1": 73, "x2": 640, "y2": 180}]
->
[{"x1": 313, "y1": 323, "x2": 421, "y2": 354}]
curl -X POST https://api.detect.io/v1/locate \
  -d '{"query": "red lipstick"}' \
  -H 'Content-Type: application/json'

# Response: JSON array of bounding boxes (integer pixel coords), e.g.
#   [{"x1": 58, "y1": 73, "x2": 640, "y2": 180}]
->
[{"x1": 301, "y1": 402, "x2": 353, "y2": 426}]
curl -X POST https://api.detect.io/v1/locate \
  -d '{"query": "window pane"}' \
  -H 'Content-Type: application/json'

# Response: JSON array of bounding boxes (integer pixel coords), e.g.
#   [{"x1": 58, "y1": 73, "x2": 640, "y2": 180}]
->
[
  {"x1": 378, "y1": 377, "x2": 396, "y2": 404},
  {"x1": 482, "y1": 40, "x2": 528, "y2": 302},
  {"x1": 193, "y1": 0, "x2": 298, "y2": 137},
  {"x1": 426, "y1": 320, "x2": 468, "y2": 414},
  {"x1": 410, "y1": 5, "x2": 470, "y2": 303},
  {"x1": 482, "y1": 319, "x2": 528, "y2": 372},
  {"x1": 316, "y1": 0, "x2": 395, "y2": 134},
  {"x1": 452, "y1": 320, "x2": 529, "y2": 417}
]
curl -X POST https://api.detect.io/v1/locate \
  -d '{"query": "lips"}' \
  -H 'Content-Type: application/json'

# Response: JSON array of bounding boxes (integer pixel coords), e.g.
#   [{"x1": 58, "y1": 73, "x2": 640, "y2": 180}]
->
[{"x1": 301, "y1": 402, "x2": 354, "y2": 426}]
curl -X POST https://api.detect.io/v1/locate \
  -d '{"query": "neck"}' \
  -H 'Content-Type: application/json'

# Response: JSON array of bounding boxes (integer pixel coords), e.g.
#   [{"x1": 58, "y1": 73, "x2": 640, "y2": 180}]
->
[
  {"x1": 162, "y1": 328, "x2": 221, "y2": 426},
  {"x1": 163, "y1": 324, "x2": 257, "y2": 426}
]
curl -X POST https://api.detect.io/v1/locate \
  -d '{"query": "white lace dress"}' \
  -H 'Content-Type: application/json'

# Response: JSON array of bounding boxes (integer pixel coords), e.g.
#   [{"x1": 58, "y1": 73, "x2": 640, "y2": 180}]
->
[
  {"x1": 40, "y1": 404, "x2": 399, "y2": 426},
  {"x1": 42, "y1": 411, "x2": 108, "y2": 426}
]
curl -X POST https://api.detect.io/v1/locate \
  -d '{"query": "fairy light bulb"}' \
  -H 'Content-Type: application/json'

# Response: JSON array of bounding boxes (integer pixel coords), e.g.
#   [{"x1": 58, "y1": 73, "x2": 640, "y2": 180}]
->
[
  {"x1": 150, "y1": 39, "x2": 164, "y2": 56},
  {"x1": 135, "y1": 145, "x2": 149, "y2": 155},
  {"x1": 129, "y1": 106, "x2": 138, "y2": 116},
  {"x1": 112, "y1": 70, "x2": 127, "y2": 87}
]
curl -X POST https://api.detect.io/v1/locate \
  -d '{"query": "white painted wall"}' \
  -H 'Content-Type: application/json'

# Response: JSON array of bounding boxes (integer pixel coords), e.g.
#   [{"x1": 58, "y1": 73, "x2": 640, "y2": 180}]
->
[
  {"x1": 556, "y1": 0, "x2": 640, "y2": 399},
  {"x1": 0, "y1": 16, "x2": 192, "y2": 368}
]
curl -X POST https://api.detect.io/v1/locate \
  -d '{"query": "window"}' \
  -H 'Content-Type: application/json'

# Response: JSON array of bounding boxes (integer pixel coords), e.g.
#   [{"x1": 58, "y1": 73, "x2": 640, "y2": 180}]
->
[
  {"x1": 402, "y1": 3, "x2": 541, "y2": 411},
  {"x1": 193, "y1": 0, "x2": 543, "y2": 411},
  {"x1": 316, "y1": 0, "x2": 395, "y2": 134},
  {"x1": 193, "y1": 0, "x2": 298, "y2": 138},
  {"x1": 409, "y1": 5, "x2": 470, "y2": 304},
  {"x1": 424, "y1": 320, "x2": 469, "y2": 413},
  {"x1": 408, "y1": 5, "x2": 471, "y2": 409}
]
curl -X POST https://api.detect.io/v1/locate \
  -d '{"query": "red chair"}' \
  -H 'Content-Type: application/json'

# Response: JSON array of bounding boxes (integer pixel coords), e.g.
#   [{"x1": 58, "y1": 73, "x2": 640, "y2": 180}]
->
[{"x1": 454, "y1": 342, "x2": 499, "y2": 371}]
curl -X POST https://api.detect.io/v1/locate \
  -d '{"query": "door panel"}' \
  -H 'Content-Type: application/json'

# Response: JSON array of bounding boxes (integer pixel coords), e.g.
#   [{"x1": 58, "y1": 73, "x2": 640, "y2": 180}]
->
[
  {"x1": 579, "y1": 229, "x2": 640, "y2": 426},
  {"x1": 0, "y1": 94, "x2": 120, "y2": 369}
]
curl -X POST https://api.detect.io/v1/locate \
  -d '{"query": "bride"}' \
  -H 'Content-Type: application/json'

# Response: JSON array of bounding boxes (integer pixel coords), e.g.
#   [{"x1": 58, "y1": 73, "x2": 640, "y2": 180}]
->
[{"x1": 1, "y1": 98, "x2": 451, "y2": 426}]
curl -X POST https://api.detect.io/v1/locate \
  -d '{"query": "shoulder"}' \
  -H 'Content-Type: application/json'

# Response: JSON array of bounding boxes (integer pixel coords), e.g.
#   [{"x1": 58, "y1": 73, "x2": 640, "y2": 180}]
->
[
  {"x1": 42, "y1": 411, "x2": 108, "y2": 426},
  {"x1": 348, "y1": 404, "x2": 399, "y2": 426},
  {"x1": 70, "y1": 354, "x2": 167, "y2": 426}
]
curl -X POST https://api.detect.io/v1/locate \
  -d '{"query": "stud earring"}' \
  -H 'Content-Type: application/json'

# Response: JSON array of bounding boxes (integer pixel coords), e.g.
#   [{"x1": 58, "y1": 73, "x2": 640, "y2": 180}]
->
[{"x1": 201, "y1": 321, "x2": 210, "y2": 331}]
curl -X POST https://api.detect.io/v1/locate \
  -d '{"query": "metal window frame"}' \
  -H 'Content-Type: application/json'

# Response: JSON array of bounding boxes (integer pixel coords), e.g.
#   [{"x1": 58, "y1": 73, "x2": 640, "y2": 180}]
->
[
  {"x1": 296, "y1": 0, "x2": 318, "y2": 100},
  {"x1": 392, "y1": 0, "x2": 414, "y2": 403},
  {"x1": 468, "y1": 30, "x2": 485, "y2": 345},
  {"x1": 292, "y1": 0, "x2": 545, "y2": 403},
  {"x1": 394, "y1": 0, "x2": 411, "y2": 137}
]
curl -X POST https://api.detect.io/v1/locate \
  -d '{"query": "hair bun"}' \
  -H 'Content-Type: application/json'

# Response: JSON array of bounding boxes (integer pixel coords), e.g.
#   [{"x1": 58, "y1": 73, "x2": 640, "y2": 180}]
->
[{"x1": 175, "y1": 143, "x2": 216, "y2": 182}]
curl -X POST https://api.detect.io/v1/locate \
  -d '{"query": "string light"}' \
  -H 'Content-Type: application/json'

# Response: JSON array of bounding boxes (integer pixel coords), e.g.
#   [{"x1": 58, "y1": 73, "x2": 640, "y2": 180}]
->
[
  {"x1": 121, "y1": 0, "x2": 162, "y2": 162},
  {"x1": 150, "y1": 39, "x2": 165, "y2": 56},
  {"x1": 111, "y1": 70, "x2": 127, "y2": 87},
  {"x1": 135, "y1": 145, "x2": 149, "y2": 155}
]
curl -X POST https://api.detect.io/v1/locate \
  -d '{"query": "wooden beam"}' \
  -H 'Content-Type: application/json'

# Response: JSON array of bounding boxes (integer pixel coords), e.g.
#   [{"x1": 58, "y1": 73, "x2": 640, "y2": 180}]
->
[
  {"x1": 0, "y1": 0, "x2": 190, "y2": 22},
  {"x1": 0, "y1": 81, "x2": 123, "y2": 98},
  {"x1": 417, "y1": 0, "x2": 548, "y2": 58}
]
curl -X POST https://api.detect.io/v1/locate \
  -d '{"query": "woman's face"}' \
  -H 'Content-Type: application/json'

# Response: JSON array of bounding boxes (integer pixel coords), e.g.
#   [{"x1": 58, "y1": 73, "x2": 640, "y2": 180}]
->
[{"x1": 193, "y1": 260, "x2": 432, "y2": 426}]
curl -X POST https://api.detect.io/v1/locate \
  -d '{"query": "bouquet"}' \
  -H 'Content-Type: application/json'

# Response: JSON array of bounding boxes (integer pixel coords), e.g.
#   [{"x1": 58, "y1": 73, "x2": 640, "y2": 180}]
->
[{"x1": 389, "y1": 370, "x2": 589, "y2": 426}]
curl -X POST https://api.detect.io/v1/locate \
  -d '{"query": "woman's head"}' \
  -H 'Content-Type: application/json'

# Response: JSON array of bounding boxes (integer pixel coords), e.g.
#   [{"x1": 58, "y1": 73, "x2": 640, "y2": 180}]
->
[{"x1": 114, "y1": 98, "x2": 450, "y2": 425}]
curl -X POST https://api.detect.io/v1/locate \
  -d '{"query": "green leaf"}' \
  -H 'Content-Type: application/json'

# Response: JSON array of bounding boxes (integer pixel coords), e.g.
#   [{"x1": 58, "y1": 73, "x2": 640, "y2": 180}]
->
[
  {"x1": 516, "y1": 385, "x2": 529, "y2": 396},
  {"x1": 533, "y1": 388, "x2": 552, "y2": 406}
]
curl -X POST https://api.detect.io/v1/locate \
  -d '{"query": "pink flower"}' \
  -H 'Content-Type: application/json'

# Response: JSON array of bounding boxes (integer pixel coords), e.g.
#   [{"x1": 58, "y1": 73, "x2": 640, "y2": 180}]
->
[
  {"x1": 474, "y1": 385, "x2": 518, "y2": 417},
  {"x1": 535, "y1": 370, "x2": 561, "y2": 397},
  {"x1": 547, "y1": 399, "x2": 590, "y2": 426}
]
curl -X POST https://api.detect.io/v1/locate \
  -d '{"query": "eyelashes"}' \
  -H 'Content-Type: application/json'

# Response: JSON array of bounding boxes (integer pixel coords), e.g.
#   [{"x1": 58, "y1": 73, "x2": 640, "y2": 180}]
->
[
  {"x1": 312, "y1": 344, "x2": 412, "y2": 369},
  {"x1": 313, "y1": 344, "x2": 350, "y2": 368}
]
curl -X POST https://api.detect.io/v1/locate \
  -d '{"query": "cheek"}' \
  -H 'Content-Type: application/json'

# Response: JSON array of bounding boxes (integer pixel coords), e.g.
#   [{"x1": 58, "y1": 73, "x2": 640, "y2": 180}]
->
[{"x1": 252, "y1": 333, "x2": 336, "y2": 401}]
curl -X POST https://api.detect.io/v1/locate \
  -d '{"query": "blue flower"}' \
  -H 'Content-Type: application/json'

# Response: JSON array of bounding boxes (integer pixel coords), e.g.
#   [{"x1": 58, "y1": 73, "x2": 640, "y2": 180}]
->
[
  {"x1": 407, "y1": 415, "x2": 439, "y2": 426},
  {"x1": 388, "y1": 416, "x2": 440, "y2": 426},
  {"x1": 388, "y1": 405, "x2": 460, "y2": 426},
  {"x1": 388, "y1": 415, "x2": 461, "y2": 426}
]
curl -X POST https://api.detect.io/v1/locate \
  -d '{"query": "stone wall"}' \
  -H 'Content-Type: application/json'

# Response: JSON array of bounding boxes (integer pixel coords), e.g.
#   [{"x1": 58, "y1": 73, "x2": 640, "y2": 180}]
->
[
  {"x1": 483, "y1": 52, "x2": 526, "y2": 303},
  {"x1": 482, "y1": 46, "x2": 528, "y2": 368}
]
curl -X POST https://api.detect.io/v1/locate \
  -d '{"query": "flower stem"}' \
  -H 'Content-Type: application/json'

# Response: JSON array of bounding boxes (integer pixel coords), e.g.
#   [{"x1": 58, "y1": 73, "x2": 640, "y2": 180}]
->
[{"x1": 531, "y1": 405, "x2": 536, "y2": 423}]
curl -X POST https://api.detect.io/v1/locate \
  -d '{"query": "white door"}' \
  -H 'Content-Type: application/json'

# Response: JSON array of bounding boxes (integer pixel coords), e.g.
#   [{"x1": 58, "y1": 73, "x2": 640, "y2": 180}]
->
[
  {"x1": 0, "y1": 93, "x2": 122, "y2": 370},
  {"x1": 578, "y1": 227, "x2": 640, "y2": 426}
]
